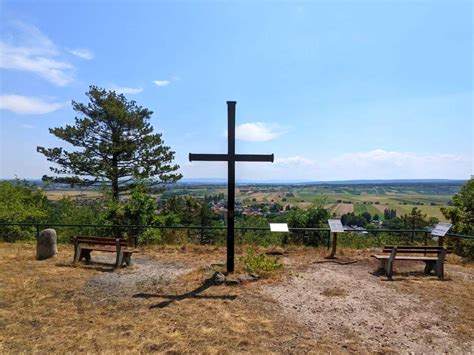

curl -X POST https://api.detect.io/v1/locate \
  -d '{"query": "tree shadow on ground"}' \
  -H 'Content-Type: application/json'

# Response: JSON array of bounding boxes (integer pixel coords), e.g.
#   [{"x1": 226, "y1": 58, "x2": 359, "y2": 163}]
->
[{"x1": 133, "y1": 276, "x2": 238, "y2": 309}]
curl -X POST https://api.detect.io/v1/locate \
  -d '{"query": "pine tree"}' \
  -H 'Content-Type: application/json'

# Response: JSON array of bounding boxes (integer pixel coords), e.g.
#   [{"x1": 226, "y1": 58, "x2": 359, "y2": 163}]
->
[{"x1": 37, "y1": 86, "x2": 181, "y2": 201}]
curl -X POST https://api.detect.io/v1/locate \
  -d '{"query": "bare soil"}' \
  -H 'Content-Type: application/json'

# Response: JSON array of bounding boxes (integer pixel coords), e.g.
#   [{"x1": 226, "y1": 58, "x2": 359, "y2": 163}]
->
[{"x1": 263, "y1": 257, "x2": 474, "y2": 353}]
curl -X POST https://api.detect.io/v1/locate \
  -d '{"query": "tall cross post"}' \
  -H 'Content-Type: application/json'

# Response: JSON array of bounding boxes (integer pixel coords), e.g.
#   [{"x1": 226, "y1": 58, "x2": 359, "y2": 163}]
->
[{"x1": 189, "y1": 101, "x2": 274, "y2": 273}]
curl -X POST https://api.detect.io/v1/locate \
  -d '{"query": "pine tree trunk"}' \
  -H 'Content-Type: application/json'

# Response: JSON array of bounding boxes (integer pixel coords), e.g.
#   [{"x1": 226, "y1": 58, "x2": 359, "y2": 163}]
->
[{"x1": 111, "y1": 153, "x2": 119, "y2": 202}]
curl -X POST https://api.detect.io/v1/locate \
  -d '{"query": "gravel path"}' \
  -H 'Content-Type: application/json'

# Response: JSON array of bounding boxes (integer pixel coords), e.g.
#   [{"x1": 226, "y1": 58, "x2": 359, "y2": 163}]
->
[
  {"x1": 84, "y1": 255, "x2": 191, "y2": 298},
  {"x1": 263, "y1": 261, "x2": 473, "y2": 353}
]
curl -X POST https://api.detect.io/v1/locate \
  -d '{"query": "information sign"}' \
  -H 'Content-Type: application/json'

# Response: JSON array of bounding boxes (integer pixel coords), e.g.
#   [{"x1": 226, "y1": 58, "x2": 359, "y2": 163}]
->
[{"x1": 328, "y1": 219, "x2": 345, "y2": 233}]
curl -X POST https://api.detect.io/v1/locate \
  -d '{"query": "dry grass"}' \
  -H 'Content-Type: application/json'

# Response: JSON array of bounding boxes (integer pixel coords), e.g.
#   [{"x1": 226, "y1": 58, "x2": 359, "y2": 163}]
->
[
  {"x1": 392, "y1": 262, "x2": 474, "y2": 344},
  {"x1": 0, "y1": 243, "x2": 333, "y2": 353},
  {"x1": 1, "y1": 243, "x2": 472, "y2": 353}
]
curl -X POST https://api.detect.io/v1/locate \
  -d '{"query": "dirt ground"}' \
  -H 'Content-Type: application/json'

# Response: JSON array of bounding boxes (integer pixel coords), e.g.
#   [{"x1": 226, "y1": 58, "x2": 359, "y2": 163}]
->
[
  {"x1": 263, "y1": 258, "x2": 473, "y2": 353},
  {"x1": 0, "y1": 243, "x2": 473, "y2": 354}
]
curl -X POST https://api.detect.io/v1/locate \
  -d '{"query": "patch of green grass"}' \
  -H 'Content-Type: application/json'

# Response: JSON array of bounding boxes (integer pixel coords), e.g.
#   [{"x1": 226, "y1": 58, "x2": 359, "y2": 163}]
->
[{"x1": 239, "y1": 247, "x2": 282, "y2": 275}]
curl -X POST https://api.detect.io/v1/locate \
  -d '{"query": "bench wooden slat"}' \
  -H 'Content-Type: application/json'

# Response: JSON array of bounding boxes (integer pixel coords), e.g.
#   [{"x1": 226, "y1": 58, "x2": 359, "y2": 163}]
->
[
  {"x1": 382, "y1": 249, "x2": 452, "y2": 254},
  {"x1": 80, "y1": 246, "x2": 117, "y2": 252},
  {"x1": 383, "y1": 246, "x2": 452, "y2": 250},
  {"x1": 382, "y1": 246, "x2": 452, "y2": 254},
  {"x1": 384, "y1": 245, "x2": 453, "y2": 250},
  {"x1": 75, "y1": 238, "x2": 128, "y2": 245},
  {"x1": 373, "y1": 255, "x2": 438, "y2": 261}
]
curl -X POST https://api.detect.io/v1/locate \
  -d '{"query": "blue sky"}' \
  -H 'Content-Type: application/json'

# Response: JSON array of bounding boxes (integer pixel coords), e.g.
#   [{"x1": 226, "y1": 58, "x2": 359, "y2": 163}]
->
[{"x1": 0, "y1": 0, "x2": 472, "y2": 181}]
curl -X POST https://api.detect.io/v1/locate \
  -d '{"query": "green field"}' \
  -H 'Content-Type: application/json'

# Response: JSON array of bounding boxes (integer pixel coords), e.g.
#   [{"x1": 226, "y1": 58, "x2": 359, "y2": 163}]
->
[
  {"x1": 154, "y1": 181, "x2": 463, "y2": 221},
  {"x1": 46, "y1": 181, "x2": 462, "y2": 221}
]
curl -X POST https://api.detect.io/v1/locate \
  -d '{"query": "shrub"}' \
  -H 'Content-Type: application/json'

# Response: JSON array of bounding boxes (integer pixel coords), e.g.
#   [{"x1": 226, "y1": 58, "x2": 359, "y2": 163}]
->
[
  {"x1": 139, "y1": 228, "x2": 163, "y2": 245},
  {"x1": 448, "y1": 237, "x2": 474, "y2": 260},
  {"x1": 239, "y1": 247, "x2": 282, "y2": 275}
]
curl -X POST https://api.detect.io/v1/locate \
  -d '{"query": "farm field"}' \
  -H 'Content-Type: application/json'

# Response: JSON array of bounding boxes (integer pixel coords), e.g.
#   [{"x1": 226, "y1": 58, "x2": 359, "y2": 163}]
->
[
  {"x1": 46, "y1": 190, "x2": 101, "y2": 201},
  {"x1": 45, "y1": 181, "x2": 463, "y2": 221},
  {"x1": 160, "y1": 181, "x2": 462, "y2": 221}
]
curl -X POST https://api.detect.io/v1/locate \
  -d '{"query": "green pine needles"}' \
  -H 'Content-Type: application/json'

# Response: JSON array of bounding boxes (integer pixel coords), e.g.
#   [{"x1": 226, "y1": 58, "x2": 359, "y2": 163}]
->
[{"x1": 37, "y1": 86, "x2": 182, "y2": 201}]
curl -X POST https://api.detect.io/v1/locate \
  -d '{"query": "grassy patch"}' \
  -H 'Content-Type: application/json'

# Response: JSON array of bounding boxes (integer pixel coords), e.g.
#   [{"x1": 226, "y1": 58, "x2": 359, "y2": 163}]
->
[{"x1": 239, "y1": 247, "x2": 283, "y2": 275}]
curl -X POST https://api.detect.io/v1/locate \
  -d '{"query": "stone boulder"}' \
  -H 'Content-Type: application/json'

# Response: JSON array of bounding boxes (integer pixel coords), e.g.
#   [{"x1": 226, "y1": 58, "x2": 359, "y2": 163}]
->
[{"x1": 36, "y1": 229, "x2": 58, "y2": 260}]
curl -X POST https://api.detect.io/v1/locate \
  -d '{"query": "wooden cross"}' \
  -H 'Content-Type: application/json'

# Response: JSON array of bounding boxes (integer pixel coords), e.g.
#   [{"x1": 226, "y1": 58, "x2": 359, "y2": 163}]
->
[{"x1": 189, "y1": 101, "x2": 274, "y2": 273}]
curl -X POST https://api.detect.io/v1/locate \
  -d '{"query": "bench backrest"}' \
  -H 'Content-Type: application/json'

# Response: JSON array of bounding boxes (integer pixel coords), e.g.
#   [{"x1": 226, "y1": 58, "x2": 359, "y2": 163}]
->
[
  {"x1": 73, "y1": 236, "x2": 129, "y2": 247},
  {"x1": 383, "y1": 245, "x2": 452, "y2": 254}
]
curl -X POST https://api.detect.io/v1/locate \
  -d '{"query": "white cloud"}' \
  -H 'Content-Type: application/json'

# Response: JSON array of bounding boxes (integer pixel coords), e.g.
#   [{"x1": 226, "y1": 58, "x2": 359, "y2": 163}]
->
[
  {"x1": 67, "y1": 48, "x2": 94, "y2": 60},
  {"x1": 108, "y1": 85, "x2": 143, "y2": 95},
  {"x1": 153, "y1": 80, "x2": 171, "y2": 87},
  {"x1": 328, "y1": 149, "x2": 471, "y2": 180},
  {"x1": 0, "y1": 95, "x2": 63, "y2": 115},
  {"x1": 182, "y1": 149, "x2": 471, "y2": 181},
  {"x1": 235, "y1": 122, "x2": 286, "y2": 142},
  {"x1": 275, "y1": 156, "x2": 316, "y2": 166},
  {"x1": 332, "y1": 149, "x2": 468, "y2": 168},
  {"x1": 0, "y1": 21, "x2": 75, "y2": 86},
  {"x1": 19, "y1": 123, "x2": 34, "y2": 129}
]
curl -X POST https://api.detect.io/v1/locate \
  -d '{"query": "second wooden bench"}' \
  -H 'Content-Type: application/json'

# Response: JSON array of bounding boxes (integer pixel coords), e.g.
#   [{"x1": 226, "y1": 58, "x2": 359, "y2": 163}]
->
[{"x1": 372, "y1": 245, "x2": 452, "y2": 280}]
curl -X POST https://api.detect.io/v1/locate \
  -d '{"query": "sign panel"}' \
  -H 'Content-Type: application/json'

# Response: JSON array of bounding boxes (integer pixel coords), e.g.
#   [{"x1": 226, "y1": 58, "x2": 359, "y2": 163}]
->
[
  {"x1": 431, "y1": 222, "x2": 452, "y2": 237},
  {"x1": 270, "y1": 223, "x2": 289, "y2": 232},
  {"x1": 328, "y1": 219, "x2": 345, "y2": 233}
]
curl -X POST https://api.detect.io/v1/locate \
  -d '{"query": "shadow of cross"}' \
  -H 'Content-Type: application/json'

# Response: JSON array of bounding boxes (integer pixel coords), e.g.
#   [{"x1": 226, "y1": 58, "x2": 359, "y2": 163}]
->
[{"x1": 132, "y1": 278, "x2": 238, "y2": 309}]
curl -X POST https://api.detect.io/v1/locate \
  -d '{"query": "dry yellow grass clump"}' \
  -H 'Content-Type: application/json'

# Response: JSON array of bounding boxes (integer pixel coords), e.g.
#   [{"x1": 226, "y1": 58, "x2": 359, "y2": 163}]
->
[{"x1": 0, "y1": 243, "x2": 332, "y2": 353}]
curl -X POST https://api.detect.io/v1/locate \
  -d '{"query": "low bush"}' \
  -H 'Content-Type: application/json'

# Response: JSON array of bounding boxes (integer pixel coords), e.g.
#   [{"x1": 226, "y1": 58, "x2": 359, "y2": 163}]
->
[{"x1": 239, "y1": 247, "x2": 282, "y2": 275}]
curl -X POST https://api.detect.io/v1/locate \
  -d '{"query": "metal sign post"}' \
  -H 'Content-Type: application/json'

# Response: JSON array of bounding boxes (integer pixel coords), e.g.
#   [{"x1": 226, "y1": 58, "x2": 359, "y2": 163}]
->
[{"x1": 327, "y1": 219, "x2": 345, "y2": 259}]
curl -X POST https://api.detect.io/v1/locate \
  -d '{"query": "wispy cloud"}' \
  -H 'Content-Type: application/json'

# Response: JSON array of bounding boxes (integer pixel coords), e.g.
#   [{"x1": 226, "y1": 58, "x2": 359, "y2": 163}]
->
[
  {"x1": 235, "y1": 122, "x2": 287, "y2": 142},
  {"x1": 153, "y1": 80, "x2": 171, "y2": 87},
  {"x1": 331, "y1": 149, "x2": 469, "y2": 168},
  {"x1": 67, "y1": 48, "x2": 94, "y2": 60},
  {"x1": 275, "y1": 156, "x2": 316, "y2": 166},
  {"x1": 0, "y1": 95, "x2": 64, "y2": 115},
  {"x1": 0, "y1": 21, "x2": 75, "y2": 86},
  {"x1": 19, "y1": 123, "x2": 35, "y2": 129},
  {"x1": 183, "y1": 149, "x2": 471, "y2": 181},
  {"x1": 328, "y1": 149, "x2": 471, "y2": 178},
  {"x1": 108, "y1": 85, "x2": 143, "y2": 95}
]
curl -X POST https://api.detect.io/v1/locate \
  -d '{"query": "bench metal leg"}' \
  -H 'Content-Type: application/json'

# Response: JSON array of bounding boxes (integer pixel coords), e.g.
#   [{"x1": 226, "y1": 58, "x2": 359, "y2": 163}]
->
[
  {"x1": 115, "y1": 251, "x2": 123, "y2": 268},
  {"x1": 73, "y1": 246, "x2": 81, "y2": 264},
  {"x1": 434, "y1": 249, "x2": 447, "y2": 280},
  {"x1": 115, "y1": 238, "x2": 123, "y2": 268},
  {"x1": 385, "y1": 248, "x2": 397, "y2": 280}
]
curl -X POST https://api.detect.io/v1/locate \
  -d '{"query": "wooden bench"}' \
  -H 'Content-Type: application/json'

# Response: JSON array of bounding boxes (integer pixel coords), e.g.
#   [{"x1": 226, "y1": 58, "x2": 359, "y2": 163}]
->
[
  {"x1": 72, "y1": 236, "x2": 139, "y2": 268},
  {"x1": 372, "y1": 246, "x2": 452, "y2": 280}
]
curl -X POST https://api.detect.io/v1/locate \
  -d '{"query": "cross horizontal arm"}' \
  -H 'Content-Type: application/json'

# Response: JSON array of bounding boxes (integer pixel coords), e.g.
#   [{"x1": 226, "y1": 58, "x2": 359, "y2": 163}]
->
[
  {"x1": 235, "y1": 154, "x2": 274, "y2": 162},
  {"x1": 189, "y1": 153, "x2": 274, "y2": 162},
  {"x1": 189, "y1": 153, "x2": 228, "y2": 161}
]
